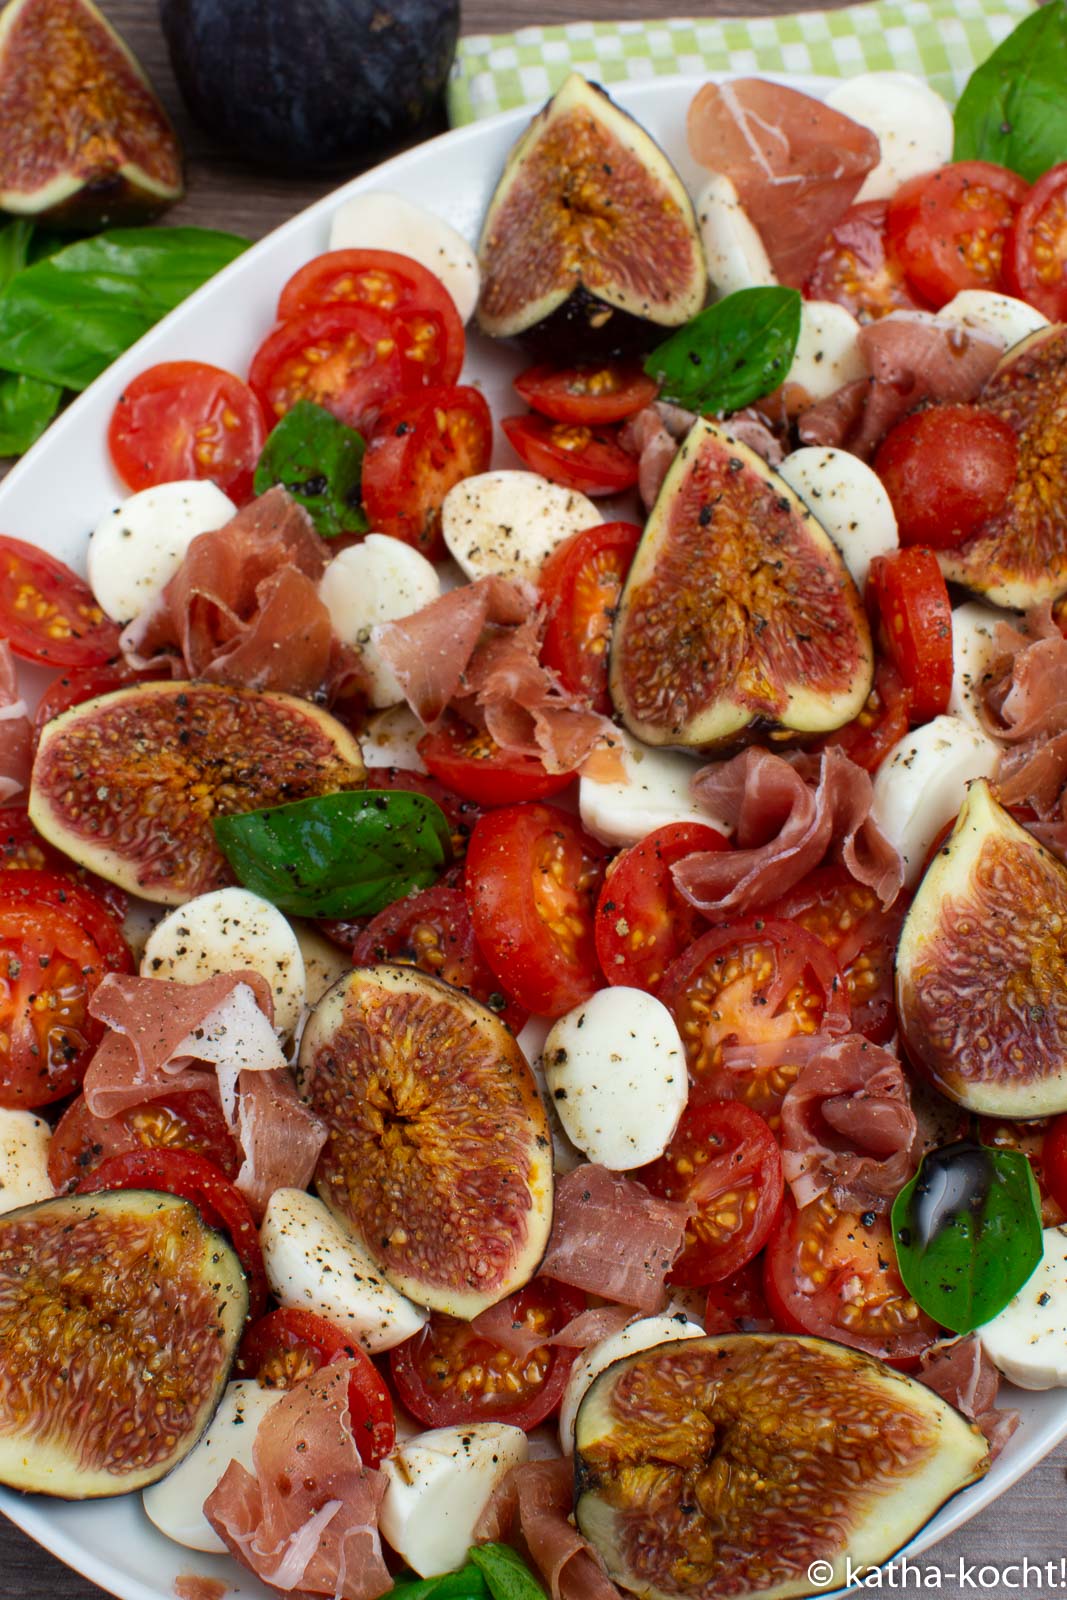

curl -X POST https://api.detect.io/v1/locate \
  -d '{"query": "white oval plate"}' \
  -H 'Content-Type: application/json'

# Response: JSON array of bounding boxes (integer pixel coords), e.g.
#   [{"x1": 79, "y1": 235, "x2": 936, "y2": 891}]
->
[{"x1": 0, "y1": 69, "x2": 1062, "y2": 1600}]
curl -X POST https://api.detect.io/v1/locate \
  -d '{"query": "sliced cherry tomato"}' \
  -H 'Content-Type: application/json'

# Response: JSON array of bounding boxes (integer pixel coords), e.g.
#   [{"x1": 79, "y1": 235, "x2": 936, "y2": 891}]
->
[
  {"x1": 594, "y1": 821, "x2": 726, "y2": 993},
  {"x1": 362, "y1": 765, "x2": 483, "y2": 857},
  {"x1": 886, "y1": 161, "x2": 1029, "y2": 308},
  {"x1": 514, "y1": 362, "x2": 658, "y2": 425},
  {"x1": 811, "y1": 658, "x2": 911, "y2": 775},
  {"x1": 34, "y1": 661, "x2": 170, "y2": 743},
  {"x1": 107, "y1": 361, "x2": 268, "y2": 504},
  {"x1": 764, "y1": 1194, "x2": 939, "y2": 1365},
  {"x1": 539, "y1": 521, "x2": 642, "y2": 712},
  {"x1": 0, "y1": 870, "x2": 132, "y2": 976},
  {"x1": 1005, "y1": 163, "x2": 1067, "y2": 321},
  {"x1": 419, "y1": 715, "x2": 575, "y2": 806},
  {"x1": 873, "y1": 404, "x2": 1018, "y2": 550},
  {"x1": 0, "y1": 535, "x2": 121, "y2": 668},
  {"x1": 642, "y1": 1100, "x2": 783, "y2": 1284},
  {"x1": 48, "y1": 1087, "x2": 240, "y2": 1192},
  {"x1": 389, "y1": 1278, "x2": 584, "y2": 1429},
  {"x1": 658, "y1": 917, "x2": 851, "y2": 1122},
  {"x1": 236, "y1": 1307, "x2": 395, "y2": 1466},
  {"x1": 866, "y1": 548, "x2": 953, "y2": 723},
  {"x1": 703, "y1": 1259, "x2": 777, "y2": 1335},
  {"x1": 362, "y1": 385, "x2": 492, "y2": 557},
  {"x1": 77, "y1": 1148, "x2": 268, "y2": 1319},
  {"x1": 0, "y1": 901, "x2": 109, "y2": 1108},
  {"x1": 248, "y1": 304, "x2": 410, "y2": 432},
  {"x1": 762, "y1": 865, "x2": 909, "y2": 1045},
  {"x1": 502, "y1": 414, "x2": 639, "y2": 496},
  {"x1": 465, "y1": 802, "x2": 609, "y2": 1019},
  {"x1": 803, "y1": 200, "x2": 925, "y2": 322},
  {"x1": 0, "y1": 804, "x2": 127, "y2": 920},
  {"x1": 979, "y1": 1116, "x2": 1067, "y2": 1229}
]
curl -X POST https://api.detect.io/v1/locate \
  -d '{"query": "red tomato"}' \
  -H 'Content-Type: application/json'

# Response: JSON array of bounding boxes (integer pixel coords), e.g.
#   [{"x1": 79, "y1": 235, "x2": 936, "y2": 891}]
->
[
  {"x1": 48, "y1": 1088, "x2": 240, "y2": 1192},
  {"x1": 873, "y1": 405, "x2": 1018, "y2": 550},
  {"x1": 389, "y1": 1278, "x2": 584, "y2": 1429},
  {"x1": 658, "y1": 918, "x2": 851, "y2": 1122},
  {"x1": 0, "y1": 535, "x2": 121, "y2": 668},
  {"x1": 866, "y1": 548, "x2": 953, "y2": 723},
  {"x1": 980, "y1": 1116, "x2": 1067, "y2": 1229},
  {"x1": 77, "y1": 1148, "x2": 268, "y2": 1319},
  {"x1": 107, "y1": 361, "x2": 267, "y2": 504},
  {"x1": 236, "y1": 1307, "x2": 395, "y2": 1466},
  {"x1": 362, "y1": 765, "x2": 483, "y2": 857},
  {"x1": 764, "y1": 1194, "x2": 939, "y2": 1365},
  {"x1": 34, "y1": 661, "x2": 170, "y2": 743},
  {"x1": 539, "y1": 521, "x2": 642, "y2": 712},
  {"x1": 514, "y1": 362, "x2": 659, "y2": 425},
  {"x1": 0, "y1": 869, "x2": 132, "y2": 976},
  {"x1": 279, "y1": 248, "x2": 459, "y2": 323},
  {"x1": 465, "y1": 803, "x2": 609, "y2": 1019},
  {"x1": 362, "y1": 385, "x2": 492, "y2": 557},
  {"x1": 1005, "y1": 163, "x2": 1067, "y2": 321},
  {"x1": 594, "y1": 821, "x2": 726, "y2": 993},
  {"x1": 803, "y1": 200, "x2": 925, "y2": 322},
  {"x1": 248, "y1": 304, "x2": 410, "y2": 432},
  {"x1": 1045, "y1": 1119, "x2": 1067, "y2": 1218},
  {"x1": 418, "y1": 715, "x2": 575, "y2": 806},
  {"x1": 0, "y1": 804, "x2": 127, "y2": 920},
  {"x1": 886, "y1": 161, "x2": 1029, "y2": 308},
  {"x1": 502, "y1": 414, "x2": 639, "y2": 496},
  {"x1": 703, "y1": 1260, "x2": 777, "y2": 1335},
  {"x1": 812, "y1": 658, "x2": 911, "y2": 775},
  {"x1": 642, "y1": 1100, "x2": 783, "y2": 1284},
  {"x1": 0, "y1": 901, "x2": 110, "y2": 1108}
]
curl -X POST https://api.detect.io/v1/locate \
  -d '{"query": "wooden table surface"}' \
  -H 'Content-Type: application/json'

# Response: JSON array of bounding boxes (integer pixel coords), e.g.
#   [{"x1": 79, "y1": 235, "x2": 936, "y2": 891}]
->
[{"x1": 3, "y1": 0, "x2": 1065, "y2": 1595}]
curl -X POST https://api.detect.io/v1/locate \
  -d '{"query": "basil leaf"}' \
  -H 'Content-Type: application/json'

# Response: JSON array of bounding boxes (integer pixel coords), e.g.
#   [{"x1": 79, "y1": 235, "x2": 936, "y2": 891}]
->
[
  {"x1": 953, "y1": 1, "x2": 1067, "y2": 182},
  {"x1": 0, "y1": 371, "x2": 62, "y2": 455},
  {"x1": 0, "y1": 227, "x2": 249, "y2": 390},
  {"x1": 892, "y1": 1141, "x2": 1043, "y2": 1334},
  {"x1": 213, "y1": 789, "x2": 451, "y2": 917},
  {"x1": 254, "y1": 401, "x2": 369, "y2": 538},
  {"x1": 470, "y1": 1544, "x2": 548, "y2": 1600},
  {"x1": 0, "y1": 220, "x2": 35, "y2": 293},
  {"x1": 644, "y1": 287, "x2": 802, "y2": 415},
  {"x1": 390, "y1": 1566, "x2": 490, "y2": 1600}
]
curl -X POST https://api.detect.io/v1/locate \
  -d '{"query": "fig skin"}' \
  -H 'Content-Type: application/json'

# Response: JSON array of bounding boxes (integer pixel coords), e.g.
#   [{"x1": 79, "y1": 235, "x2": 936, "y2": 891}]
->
[
  {"x1": 897, "y1": 778, "x2": 1067, "y2": 1117},
  {"x1": 0, "y1": 0, "x2": 183, "y2": 229}
]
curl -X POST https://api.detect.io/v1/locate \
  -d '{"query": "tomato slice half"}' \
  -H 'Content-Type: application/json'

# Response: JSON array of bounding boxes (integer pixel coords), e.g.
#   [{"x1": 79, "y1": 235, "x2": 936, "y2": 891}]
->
[
  {"x1": 502, "y1": 414, "x2": 639, "y2": 496},
  {"x1": 539, "y1": 520, "x2": 642, "y2": 713},
  {"x1": 803, "y1": 200, "x2": 925, "y2": 322},
  {"x1": 0, "y1": 869, "x2": 132, "y2": 976},
  {"x1": 703, "y1": 1259, "x2": 777, "y2": 1335},
  {"x1": 0, "y1": 901, "x2": 110, "y2": 1108},
  {"x1": 811, "y1": 657, "x2": 911, "y2": 775},
  {"x1": 362, "y1": 385, "x2": 492, "y2": 558},
  {"x1": 886, "y1": 160, "x2": 1029, "y2": 308},
  {"x1": 248, "y1": 304, "x2": 409, "y2": 432},
  {"x1": 514, "y1": 362, "x2": 658, "y2": 425},
  {"x1": 419, "y1": 715, "x2": 575, "y2": 806},
  {"x1": 107, "y1": 360, "x2": 268, "y2": 504},
  {"x1": 1005, "y1": 162, "x2": 1067, "y2": 320},
  {"x1": 279, "y1": 248, "x2": 459, "y2": 322},
  {"x1": 866, "y1": 548, "x2": 953, "y2": 724},
  {"x1": 48, "y1": 1087, "x2": 241, "y2": 1192},
  {"x1": 0, "y1": 535, "x2": 121, "y2": 668},
  {"x1": 594, "y1": 821, "x2": 725, "y2": 993}
]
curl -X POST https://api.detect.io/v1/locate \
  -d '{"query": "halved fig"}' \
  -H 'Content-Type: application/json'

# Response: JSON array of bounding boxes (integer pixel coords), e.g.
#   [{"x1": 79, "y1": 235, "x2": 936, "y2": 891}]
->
[
  {"x1": 0, "y1": 1189, "x2": 246, "y2": 1496},
  {"x1": 610, "y1": 420, "x2": 873, "y2": 747},
  {"x1": 477, "y1": 72, "x2": 706, "y2": 357},
  {"x1": 29, "y1": 681, "x2": 365, "y2": 905},
  {"x1": 940, "y1": 324, "x2": 1067, "y2": 609},
  {"x1": 0, "y1": 0, "x2": 183, "y2": 227},
  {"x1": 897, "y1": 778, "x2": 1067, "y2": 1117},
  {"x1": 297, "y1": 963, "x2": 552, "y2": 1318},
  {"x1": 574, "y1": 1333, "x2": 987, "y2": 1600}
]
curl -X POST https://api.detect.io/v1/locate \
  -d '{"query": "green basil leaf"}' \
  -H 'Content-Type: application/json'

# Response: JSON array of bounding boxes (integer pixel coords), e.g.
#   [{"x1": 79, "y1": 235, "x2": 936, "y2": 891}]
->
[
  {"x1": 390, "y1": 1566, "x2": 490, "y2": 1600},
  {"x1": 953, "y1": 1, "x2": 1067, "y2": 182},
  {"x1": 213, "y1": 789, "x2": 451, "y2": 917},
  {"x1": 0, "y1": 220, "x2": 35, "y2": 293},
  {"x1": 253, "y1": 400, "x2": 369, "y2": 538},
  {"x1": 0, "y1": 227, "x2": 249, "y2": 390},
  {"x1": 0, "y1": 371, "x2": 62, "y2": 455},
  {"x1": 470, "y1": 1544, "x2": 548, "y2": 1600},
  {"x1": 644, "y1": 287, "x2": 802, "y2": 415},
  {"x1": 892, "y1": 1141, "x2": 1043, "y2": 1334}
]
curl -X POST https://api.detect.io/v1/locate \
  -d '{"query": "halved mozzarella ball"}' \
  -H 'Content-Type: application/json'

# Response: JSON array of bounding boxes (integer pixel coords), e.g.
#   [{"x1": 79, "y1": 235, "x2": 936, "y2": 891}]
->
[
  {"x1": 361, "y1": 704, "x2": 427, "y2": 772},
  {"x1": 329, "y1": 190, "x2": 481, "y2": 324},
  {"x1": 88, "y1": 480, "x2": 236, "y2": 623},
  {"x1": 544, "y1": 988, "x2": 688, "y2": 1170},
  {"x1": 261, "y1": 1187, "x2": 427, "y2": 1352},
  {"x1": 696, "y1": 173, "x2": 776, "y2": 297},
  {"x1": 558, "y1": 1313, "x2": 704, "y2": 1451},
  {"x1": 442, "y1": 471, "x2": 600, "y2": 584},
  {"x1": 788, "y1": 301, "x2": 865, "y2": 403},
  {"x1": 949, "y1": 601, "x2": 1011, "y2": 733},
  {"x1": 937, "y1": 290, "x2": 1049, "y2": 352},
  {"x1": 0, "y1": 1108, "x2": 52, "y2": 1215},
  {"x1": 379, "y1": 1422, "x2": 528, "y2": 1576},
  {"x1": 978, "y1": 1226, "x2": 1067, "y2": 1389},
  {"x1": 871, "y1": 715, "x2": 1001, "y2": 885},
  {"x1": 579, "y1": 727, "x2": 728, "y2": 848},
  {"x1": 523, "y1": 1017, "x2": 584, "y2": 1177},
  {"x1": 823, "y1": 73, "x2": 954, "y2": 203},
  {"x1": 292, "y1": 922, "x2": 352, "y2": 1007},
  {"x1": 142, "y1": 1380, "x2": 284, "y2": 1552},
  {"x1": 779, "y1": 446, "x2": 898, "y2": 591},
  {"x1": 320, "y1": 536, "x2": 440, "y2": 708}
]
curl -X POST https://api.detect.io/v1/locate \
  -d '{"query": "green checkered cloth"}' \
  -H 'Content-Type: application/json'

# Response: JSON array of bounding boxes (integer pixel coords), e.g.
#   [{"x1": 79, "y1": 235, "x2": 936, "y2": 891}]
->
[{"x1": 447, "y1": 0, "x2": 1035, "y2": 123}]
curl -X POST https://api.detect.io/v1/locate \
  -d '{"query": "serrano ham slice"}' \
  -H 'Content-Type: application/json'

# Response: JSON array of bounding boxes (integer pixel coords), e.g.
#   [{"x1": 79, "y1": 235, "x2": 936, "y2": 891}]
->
[
  {"x1": 918, "y1": 1336, "x2": 1019, "y2": 1459},
  {"x1": 981, "y1": 606, "x2": 1067, "y2": 853},
  {"x1": 620, "y1": 403, "x2": 784, "y2": 512},
  {"x1": 538, "y1": 1164, "x2": 690, "y2": 1314},
  {"x1": 235, "y1": 1066, "x2": 327, "y2": 1221},
  {"x1": 507, "y1": 1458, "x2": 622, "y2": 1600},
  {"x1": 469, "y1": 1301, "x2": 634, "y2": 1362},
  {"x1": 374, "y1": 575, "x2": 530, "y2": 726}
]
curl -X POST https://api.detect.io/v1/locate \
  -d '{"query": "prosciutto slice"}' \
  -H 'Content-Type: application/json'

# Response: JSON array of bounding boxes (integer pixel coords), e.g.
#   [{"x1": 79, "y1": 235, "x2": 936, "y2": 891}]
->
[
  {"x1": 205, "y1": 1362, "x2": 391, "y2": 1600},
  {"x1": 918, "y1": 1336, "x2": 1020, "y2": 1459},
  {"x1": 469, "y1": 1301, "x2": 634, "y2": 1362},
  {"x1": 0, "y1": 640, "x2": 31, "y2": 803},
  {"x1": 619, "y1": 402, "x2": 784, "y2": 512},
  {"x1": 235, "y1": 1067, "x2": 327, "y2": 1221},
  {"x1": 538, "y1": 1164, "x2": 690, "y2": 1314},
  {"x1": 672, "y1": 746, "x2": 903, "y2": 914},
  {"x1": 508, "y1": 1458, "x2": 621, "y2": 1600},
  {"x1": 978, "y1": 606, "x2": 1067, "y2": 855}
]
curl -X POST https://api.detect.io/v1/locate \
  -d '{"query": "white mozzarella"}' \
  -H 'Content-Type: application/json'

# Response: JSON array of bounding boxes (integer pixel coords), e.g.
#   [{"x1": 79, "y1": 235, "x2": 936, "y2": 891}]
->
[
  {"x1": 579, "y1": 727, "x2": 729, "y2": 848},
  {"x1": 788, "y1": 301, "x2": 865, "y2": 403},
  {"x1": 696, "y1": 173, "x2": 776, "y2": 297},
  {"x1": 88, "y1": 480, "x2": 236, "y2": 623},
  {"x1": 0, "y1": 1108, "x2": 52, "y2": 1215},
  {"x1": 361, "y1": 704, "x2": 427, "y2": 772},
  {"x1": 292, "y1": 922, "x2": 352, "y2": 1007},
  {"x1": 949, "y1": 601, "x2": 1012, "y2": 733},
  {"x1": 778, "y1": 446, "x2": 898, "y2": 591},
  {"x1": 979, "y1": 1226, "x2": 1067, "y2": 1389},
  {"x1": 442, "y1": 471, "x2": 600, "y2": 585},
  {"x1": 823, "y1": 72, "x2": 954, "y2": 202},
  {"x1": 938, "y1": 290, "x2": 1049, "y2": 352},
  {"x1": 871, "y1": 715, "x2": 1001, "y2": 885},
  {"x1": 320, "y1": 536, "x2": 440, "y2": 708},
  {"x1": 143, "y1": 1380, "x2": 284, "y2": 1552},
  {"x1": 261, "y1": 1187, "x2": 427, "y2": 1351},
  {"x1": 558, "y1": 1313, "x2": 704, "y2": 1452},
  {"x1": 379, "y1": 1423, "x2": 528, "y2": 1576},
  {"x1": 141, "y1": 887, "x2": 306, "y2": 1037},
  {"x1": 523, "y1": 1018, "x2": 584, "y2": 1176},
  {"x1": 544, "y1": 988, "x2": 688, "y2": 1170},
  {"x1": 329, "y1": 190, "x2": 481, "y2": 324}
]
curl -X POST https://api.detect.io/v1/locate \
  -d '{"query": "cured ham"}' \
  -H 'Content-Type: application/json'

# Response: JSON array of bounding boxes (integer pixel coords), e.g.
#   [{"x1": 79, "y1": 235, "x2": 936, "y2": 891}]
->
[
  {"x1": 235, "y1": 1067, "x2": 327, "y2": 1221},
  {"x1": 205, "y1": 1362, "x2": 391, "y2": 1600},
  {"x1": 469, "y1": 1301, "x2": 634, "y2": 1362},
  {"x1": 507, "y1": 1458, "x2": 621, "y2": 1600},
  {"x1": 918, "y1": 1336, "x2": 1020, "y2": 1459},
  {"x1": 374, "y1": 575, "x2": 530, "y2": 725},
  {"x1": 538, "y1": 1164, "x2": 690, "y2": 1314},
  {"x1": 0, "y1": 639, "x2": 32, "y2": 802},
  {"x1": 619, "y1": 403, "x2": 784, "y2": 511},
  {"x1": 673, "y1": 746, "x2": 903, "y2": 915},
  {"x1": 981, "y1": 605, "x2": 1067, "y2": 854}
]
